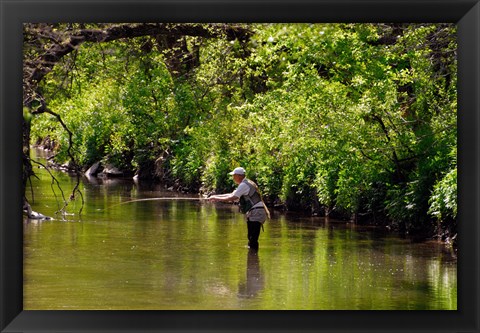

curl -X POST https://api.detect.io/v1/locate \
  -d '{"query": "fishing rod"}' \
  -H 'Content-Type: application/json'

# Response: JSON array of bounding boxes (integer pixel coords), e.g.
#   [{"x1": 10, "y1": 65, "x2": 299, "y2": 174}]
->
[{"x1": 104, "y1": 197, "x2": 208, "y2": 209}]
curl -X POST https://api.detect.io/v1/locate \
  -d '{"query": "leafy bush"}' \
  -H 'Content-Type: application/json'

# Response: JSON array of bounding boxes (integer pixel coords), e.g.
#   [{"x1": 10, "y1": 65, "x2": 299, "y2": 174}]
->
[
  {"x1": 32, "y1": 23, "x2": 457, "y2": 236},
  {"x1": 429, "y1": 167, "x2": 457, "y2": 221}
]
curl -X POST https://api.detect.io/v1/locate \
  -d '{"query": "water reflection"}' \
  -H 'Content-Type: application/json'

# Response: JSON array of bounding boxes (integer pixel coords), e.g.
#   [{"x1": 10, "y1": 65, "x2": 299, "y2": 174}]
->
[
  {"x1": 238, "y1": 249, "x2": 264, "y2": 299},
  {"x1": 24, "y1": 162, "x2": 457, "y2": 310}
]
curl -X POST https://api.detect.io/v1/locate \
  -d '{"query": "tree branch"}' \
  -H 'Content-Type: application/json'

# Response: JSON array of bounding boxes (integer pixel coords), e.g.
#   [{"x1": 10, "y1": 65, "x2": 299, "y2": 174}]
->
[
  {"x1": 25, "y1": 23, "x2": 252, "y2": 88},
  {"x1": 31, "y1": 102, "x2": 85, "y2": 215}
]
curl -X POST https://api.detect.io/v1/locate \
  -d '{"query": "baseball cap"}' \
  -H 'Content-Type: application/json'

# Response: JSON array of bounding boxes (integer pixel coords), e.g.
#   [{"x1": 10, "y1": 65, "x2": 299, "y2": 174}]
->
[{"x1": 228, "y1": 167, "x2": 246, "y2": 175}]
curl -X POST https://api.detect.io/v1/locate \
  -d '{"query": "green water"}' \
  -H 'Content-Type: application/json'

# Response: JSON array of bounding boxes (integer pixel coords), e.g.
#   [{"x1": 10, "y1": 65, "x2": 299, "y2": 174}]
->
[{"x1": 24, "y1": 162, "x2": 457, "y2": 310}]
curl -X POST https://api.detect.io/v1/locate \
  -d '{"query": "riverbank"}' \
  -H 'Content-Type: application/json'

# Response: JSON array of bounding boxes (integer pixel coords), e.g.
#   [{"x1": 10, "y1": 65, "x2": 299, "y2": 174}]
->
[{"x1": 29, "y1": 145, "x2": 457, "y2": 251}]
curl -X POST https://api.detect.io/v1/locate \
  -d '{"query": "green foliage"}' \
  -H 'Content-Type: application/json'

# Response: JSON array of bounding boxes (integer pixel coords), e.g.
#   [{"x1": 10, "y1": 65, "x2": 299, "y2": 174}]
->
[
  {"x1": 429, "y1": 167, "x2": 457, "y2": 221},
  {"x1": 31, "y1": 23, "x2": 457, "y2": 235}
]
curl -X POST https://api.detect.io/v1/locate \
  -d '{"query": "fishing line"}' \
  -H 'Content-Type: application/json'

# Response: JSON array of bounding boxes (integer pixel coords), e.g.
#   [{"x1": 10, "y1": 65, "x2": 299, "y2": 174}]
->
[{"x1": 101, "y1": 197, "x2": 207, "y2": 210}]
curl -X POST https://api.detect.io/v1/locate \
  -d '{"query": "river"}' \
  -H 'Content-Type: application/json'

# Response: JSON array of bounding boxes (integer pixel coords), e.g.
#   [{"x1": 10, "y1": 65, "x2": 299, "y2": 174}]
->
[{"x1": 23, "y1": 155, "x2": 457, "y2": 310}]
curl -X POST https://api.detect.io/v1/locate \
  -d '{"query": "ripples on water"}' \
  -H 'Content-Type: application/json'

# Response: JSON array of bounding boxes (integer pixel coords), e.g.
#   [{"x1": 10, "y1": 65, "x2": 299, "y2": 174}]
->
[{"x1": 23, "y1": 165, "x2": 457, "y2": 310}]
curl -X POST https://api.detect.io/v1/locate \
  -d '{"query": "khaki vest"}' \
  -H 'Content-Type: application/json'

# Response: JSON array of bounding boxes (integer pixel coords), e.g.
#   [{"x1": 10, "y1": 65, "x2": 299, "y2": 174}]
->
[{"x1": 239, "y1": 179, "x2": 262, "y2": 213}]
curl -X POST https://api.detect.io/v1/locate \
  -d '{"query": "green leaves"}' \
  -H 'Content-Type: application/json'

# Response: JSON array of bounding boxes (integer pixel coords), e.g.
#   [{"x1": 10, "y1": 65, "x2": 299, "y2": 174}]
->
[
  {"x1": 428, "y1": 167, "x2": 457, "y2": 220},
  {"x1": 31, "y1": 23, "x2": 457, "y2": 233}
]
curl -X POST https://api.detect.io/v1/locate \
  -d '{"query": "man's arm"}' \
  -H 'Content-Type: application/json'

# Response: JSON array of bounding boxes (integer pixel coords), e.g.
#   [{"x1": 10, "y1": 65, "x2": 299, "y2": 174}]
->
[
  {"x1": 208, "y1": 193, "x2": 239, "y2": 203},
  {"x1": 208, "y1": 181, "x2": 247, "y2": 203}
]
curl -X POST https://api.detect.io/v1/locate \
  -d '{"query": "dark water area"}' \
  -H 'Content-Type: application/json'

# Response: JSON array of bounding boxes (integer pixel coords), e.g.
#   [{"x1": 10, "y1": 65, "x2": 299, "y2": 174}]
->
[{"x1": 24, "y1": 153, "x2": 457, "y2": 310}]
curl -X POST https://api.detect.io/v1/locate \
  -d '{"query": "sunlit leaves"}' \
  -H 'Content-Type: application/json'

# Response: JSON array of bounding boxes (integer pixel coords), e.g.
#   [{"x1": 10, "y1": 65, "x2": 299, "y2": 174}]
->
[{"x1": 31, "y1": 23, "x2": 457, "y2": 233}]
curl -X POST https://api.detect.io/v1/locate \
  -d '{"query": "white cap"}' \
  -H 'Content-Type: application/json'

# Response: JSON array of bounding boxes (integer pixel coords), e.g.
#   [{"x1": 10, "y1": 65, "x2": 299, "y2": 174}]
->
[{"x1": 228, "y1": 167, "x2": 246, "y2": 175}]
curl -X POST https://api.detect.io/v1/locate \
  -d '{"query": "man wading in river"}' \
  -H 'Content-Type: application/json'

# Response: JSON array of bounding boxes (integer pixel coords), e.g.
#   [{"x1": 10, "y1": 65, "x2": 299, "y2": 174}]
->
[{"x1": 208, "y1": 167, "x2": 270, "y2": 251}]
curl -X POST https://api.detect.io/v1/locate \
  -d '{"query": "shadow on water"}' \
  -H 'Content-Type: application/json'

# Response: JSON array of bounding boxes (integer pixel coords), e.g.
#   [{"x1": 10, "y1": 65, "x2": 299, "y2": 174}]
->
[
  {"x1": 238, "y1": 249, "x2": 264, "y2": 299},
  {"x1": 23, "y1": 156, "x2": 457, "y2": 310}
]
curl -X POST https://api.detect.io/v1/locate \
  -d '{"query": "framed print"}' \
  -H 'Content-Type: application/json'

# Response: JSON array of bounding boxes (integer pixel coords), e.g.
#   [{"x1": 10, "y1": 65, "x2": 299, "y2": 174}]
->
[{"x1": 1, "y1": 0, "x2": 479, "y2": 332}]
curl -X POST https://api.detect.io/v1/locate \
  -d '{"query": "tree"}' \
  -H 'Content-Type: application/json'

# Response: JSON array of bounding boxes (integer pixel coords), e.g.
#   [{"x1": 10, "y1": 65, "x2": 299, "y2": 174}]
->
[
  {"x1": 26, "y1": 23, "x2": 457, "y2": 241},
  {"x1": 23, "y1": 23, "x2": 252, "y2": 216}
]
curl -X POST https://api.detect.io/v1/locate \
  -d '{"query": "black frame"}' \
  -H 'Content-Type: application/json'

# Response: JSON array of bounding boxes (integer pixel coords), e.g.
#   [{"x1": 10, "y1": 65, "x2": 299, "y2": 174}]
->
[{"x1": 1, "y1": 0, "x2": 479, "y2": 332}]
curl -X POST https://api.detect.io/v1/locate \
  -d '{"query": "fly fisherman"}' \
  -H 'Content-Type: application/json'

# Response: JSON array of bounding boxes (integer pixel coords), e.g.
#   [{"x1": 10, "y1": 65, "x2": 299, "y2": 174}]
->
[{"x1": 208, "y1": 167, "x2": 270, "y2": 251}]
